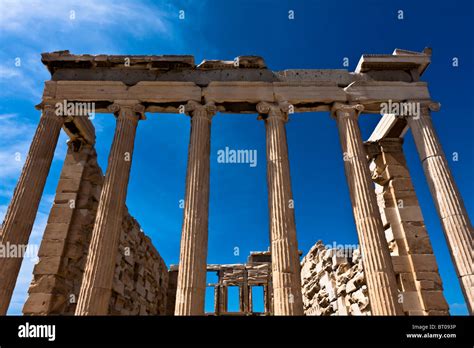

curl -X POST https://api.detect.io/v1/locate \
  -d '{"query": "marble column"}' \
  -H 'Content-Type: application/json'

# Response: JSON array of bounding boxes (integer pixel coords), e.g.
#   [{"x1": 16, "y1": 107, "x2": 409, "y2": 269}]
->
[
  {"x1": 407, "y1": 102, "x2": 473, "y2": 314},
  {"x1": 263, "y1": 285, "x2": 269, "y2": 313},
  {"x1": 241, "y1": 269, "x2": 249, "y2": 314},
  {"x1": 175, "y1": 101, "x2": 216, "y2": 315},
  {"x1": 219, "y1": 285, "x2": 228, "y2": 313},
  {"x1": 257, "y1": 102, "x2": 304, "y2": 316},
  {"x1": 75, "y1": 101, "x2": 143, "y2": 315},
  {"x1": 0, "y1": 102, "x2": 64, "y2": 315},
  {"x1": 332, "y1": 103, "x2": 403, "y2": 315},
  {"x1": 248, "y1": 285, "x2": 253, "y2": 313},
  {"x1": 266, "y1": 278, "x2": 273, "y2": 314},
  {"x1": 239, "y1": 286, "x2": 245, "y2": 312},
  {"x1": 214, "y1": 285, "x2": 220, "y2": 315}
]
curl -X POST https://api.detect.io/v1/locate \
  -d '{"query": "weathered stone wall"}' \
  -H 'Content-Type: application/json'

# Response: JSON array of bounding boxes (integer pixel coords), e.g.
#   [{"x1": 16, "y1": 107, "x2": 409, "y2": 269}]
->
[
  {"x1": 23, "y1": 141, "x2": 168, "y2": 315},
  {"x1": 302, "y1": 139, "x2": 450, "y2": 316},
  {"x1": 109, "y1": 213, "x2": 168, "y2": 315},
  {"x1": 302, "y1": 238, "x2": 448, "y2": 315},
  {"x1": 301, "y1": 241, "x2": 370, "y2": 316},
  {"x1": 369, "y1": 138, "x2": 448, "y2": 315}
]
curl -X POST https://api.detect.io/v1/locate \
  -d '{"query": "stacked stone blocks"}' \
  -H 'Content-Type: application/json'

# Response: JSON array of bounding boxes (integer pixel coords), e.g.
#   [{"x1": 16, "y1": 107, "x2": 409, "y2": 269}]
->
[{"x1": 23, "y1": 141, "x2": 168, "y2": 315}]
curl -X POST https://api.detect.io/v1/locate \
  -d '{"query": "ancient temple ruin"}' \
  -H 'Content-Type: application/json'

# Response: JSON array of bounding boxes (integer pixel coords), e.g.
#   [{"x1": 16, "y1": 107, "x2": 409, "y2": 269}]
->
[
  {"x1": 0, "y1": 48, "x2": 472, "y2": 316},
  {"x1": 167, "y1": 251, "x2": 273, "y2": 316}
]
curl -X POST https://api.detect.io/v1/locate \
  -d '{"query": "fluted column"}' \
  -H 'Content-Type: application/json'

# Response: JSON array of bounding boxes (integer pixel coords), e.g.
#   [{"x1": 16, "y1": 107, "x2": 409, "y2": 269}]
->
[
  {"x1": 407, "y1": 102, "x2": 473, "y2": 314},
  {"x1": 241, "y1": 270, "x2": 250, "y2": 314},
  {"x1": 267, "y1": 278, "x2": 273, "y2": 314},
  {"x1": 214, "y1": 285, "x2": 220, "y2": 315},
  {"x1": 239, "y1": 286, "x2": 245, "y2": 312},
  {"x1": 248, "y1": 285, "x2": 253, "y2": 312},
  {"x1": 219, "y1": 284, "x2": 228, "y2": 313},
  {"x1": 75, "y1": 101, "x2": 143, "y2": 315},
  {"x1": 332, "y1": 103, "x2": 403, "y2": 315},
  {"x1": 0, "y1": 102, "x2": 64, "y2": 315},
  {"x1": 175, "y1": 101, "x2": 216, "y2": 315},
  {"x1": 263, "y1": 285, "x2": 269, "y2": 313},
  {"x1": 257, "y1": 102, "x2": 304, "y2": 316},
  {"x1": 223, "y1": 285, "x2": 228, "y2": 313}
]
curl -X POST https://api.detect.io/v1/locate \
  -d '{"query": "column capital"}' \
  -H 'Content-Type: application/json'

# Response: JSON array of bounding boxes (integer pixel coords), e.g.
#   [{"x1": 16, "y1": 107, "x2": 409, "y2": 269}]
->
[
  {"x1": 419, "y1": 101, "x2": 441, "y2": 116},
  {"x1": 185, "y1": 101, "x2": 216, "y2": 121},
  {"x1": 256, "y1": 102, "x2": 289, "y2": 122},
  {"x1": 35, "y1": 99, "x2": 60, "y2": 110},
  {"x1": 413, "y1": 100, "x2": 441, "y2": 113},
  {"x1": 108, "y1": 100, "x2": 145, "y2": 121},
  {"x1": 35, "y1": 100, "x2": 66, "y2": 124},
  {"x1": 331, "y1": 103, "x2": 364, "y2": 120},
  {"x1": 396, "y1": 100, "x2": 441, "y2": 122}
]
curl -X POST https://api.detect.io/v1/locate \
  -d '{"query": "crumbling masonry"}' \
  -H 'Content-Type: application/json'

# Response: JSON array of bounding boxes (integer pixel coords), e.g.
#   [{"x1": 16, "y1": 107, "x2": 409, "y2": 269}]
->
[{"x1": 0, "y1": 48, "x2": 472, "y2": 316}]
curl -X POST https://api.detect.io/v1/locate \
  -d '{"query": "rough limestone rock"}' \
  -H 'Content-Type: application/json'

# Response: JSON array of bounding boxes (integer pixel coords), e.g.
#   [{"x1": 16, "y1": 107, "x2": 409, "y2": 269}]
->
[{"x1": 301, "y1": 241, "x2": 371, "y2": 316}]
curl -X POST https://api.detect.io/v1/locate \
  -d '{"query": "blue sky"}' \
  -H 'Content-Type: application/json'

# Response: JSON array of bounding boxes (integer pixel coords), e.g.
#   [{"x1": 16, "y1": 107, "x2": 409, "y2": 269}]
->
[{"x1": 0, "y1": 0, "x2": 472, "y2": 315}]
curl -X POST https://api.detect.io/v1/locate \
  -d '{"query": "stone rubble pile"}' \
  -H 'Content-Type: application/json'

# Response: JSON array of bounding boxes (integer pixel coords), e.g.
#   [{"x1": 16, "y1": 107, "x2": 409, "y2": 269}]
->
[{"x1": 301, "y1": 241, "x2": 371, "y2": 316}]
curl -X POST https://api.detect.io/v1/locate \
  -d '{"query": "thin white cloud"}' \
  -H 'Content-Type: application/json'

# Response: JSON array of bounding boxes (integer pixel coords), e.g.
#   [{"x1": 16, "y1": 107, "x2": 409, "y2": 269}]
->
[
  {"x1": 0, "y1": 0, "x2": 185, "y2": 100},
  {"x1": 0, "y1": 66, "x2": 21, "y2": 79},
  {"x1": 0, "y1": 113, "x2": 35, "y2": 181},
  {"x1": 0, "y1": 139, "x2": 30, "y2": 180},
  {"x1": 0, "y1": 188, "x2": 14, "y2": 198},
  {"x1": 0, "y1": 0, "x2": 174, "y2": 42},
  {"x1": 0, "y1": 114, "x2": 35, "y2": 141},
  {"x1": 0, "y1": 59, "x2": 45, "y2": 101}
]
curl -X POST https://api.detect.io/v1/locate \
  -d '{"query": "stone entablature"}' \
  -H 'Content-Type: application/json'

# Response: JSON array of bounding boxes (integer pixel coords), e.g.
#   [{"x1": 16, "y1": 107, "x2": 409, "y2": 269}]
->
[{"x1": 40, "y1": 49, "x2": 432, "y2": 117}]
